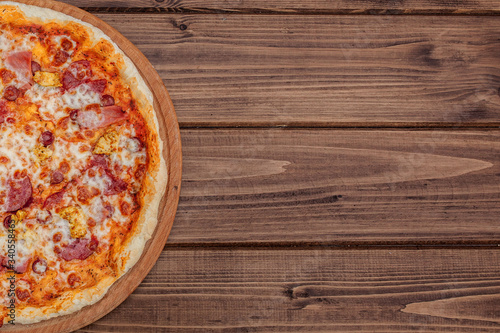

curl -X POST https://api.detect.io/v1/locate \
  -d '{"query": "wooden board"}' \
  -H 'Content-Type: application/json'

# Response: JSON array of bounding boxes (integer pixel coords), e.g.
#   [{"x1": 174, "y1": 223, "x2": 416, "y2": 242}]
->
[
  {"x1": 59, "y1": 0, "x2": 500, "y2": 13},
  {"x1": 169, "y1": 129, "x2": 500, "y2": 244},
  {"x1": 78, "y1": 248, "x2": 500, "y2": 332},
  {"x1": 1, "y1": 1, "x2": 182, "y2": 332},
  {"x1": 86, "y1": 14, "x2": 500, "y2": 126}
]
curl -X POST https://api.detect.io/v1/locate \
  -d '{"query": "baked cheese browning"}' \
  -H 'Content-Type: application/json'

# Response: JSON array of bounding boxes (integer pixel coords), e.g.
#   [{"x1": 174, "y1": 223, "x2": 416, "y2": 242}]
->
[{"x1": 0, "y1": 3, "x2": 154, "y2": 324}]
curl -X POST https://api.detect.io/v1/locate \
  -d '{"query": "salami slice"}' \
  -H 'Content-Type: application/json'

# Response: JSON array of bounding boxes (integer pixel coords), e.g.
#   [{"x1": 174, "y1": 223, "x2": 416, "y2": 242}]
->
[
  {"x1": 87, "y1": 79, "x2": 107, "y2": 94},
  {"x1": 5, "y1": 176, "x2": 32, "y2": 212},
  {"x1": 104, "y1": 170, "x2": 128, "y2": 195},
  {"x1": 0, "y1": 100, "x2": 9, "y2": 124},
  {"x1": 43, "y1": 191, "x2": 65, "y2": 209},
  {"x1": 62, "y1": 60, "x2": 92, "y2": 90},
  {"x1": 59, "y1": 238, "x2": 96, "y2": 261}
]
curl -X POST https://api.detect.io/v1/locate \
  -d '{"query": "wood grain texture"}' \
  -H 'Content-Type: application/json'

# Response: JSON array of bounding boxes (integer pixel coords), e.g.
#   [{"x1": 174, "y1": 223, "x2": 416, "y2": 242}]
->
[
  {"x1": 168, "y1": 129, "x2": 500, "y2": 244},
  {"x1": 58, "y1": 0, "x2": 500, "y2": 14},
  {"x1": 77, "y1": 248, "x2": 500, "y2": 332},
  {"x1": 91, "y1": 13, "x2": 500, "y2": 126}
]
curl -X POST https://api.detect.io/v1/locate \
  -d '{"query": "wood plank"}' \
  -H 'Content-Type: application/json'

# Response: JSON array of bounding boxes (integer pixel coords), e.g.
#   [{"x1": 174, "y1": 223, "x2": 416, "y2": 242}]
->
[
  {"x1": 78, "y1": 248, "x2": 500, "y2": 332},
  {"x1": 168, "y1": 129, "x2": 500, "y2": 244},
  {"x1": 89, "y1": 14, "x2": 500, "y2": 126},
  {"x1": 59, "y1": 0, "x2": 500, "y2": 13}
]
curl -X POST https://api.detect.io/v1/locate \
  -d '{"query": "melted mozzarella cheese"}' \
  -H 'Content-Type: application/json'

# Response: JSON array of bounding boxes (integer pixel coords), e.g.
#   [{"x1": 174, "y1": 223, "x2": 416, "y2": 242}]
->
[
  {"x1": 25, "y1": 84, "x2": 69, "y2": 121},
  {"x1": 112, "y1": 136, "x2": 146, "y2": 169},
  {"x1": 0, "y1": 31, "x2": 36, "y2": 54},
  {"x1": 16, "y1": 223, "x2": 37, "y2": 259},
  {"x1": 0, "y1": 125, "x2": 41, "y2": 191},
  {"x1": 50, "y1": 214, "x2": 73, "y2": 243},
  {"x1": 50, "y1": 139, "x2": 92, "y2": 180},
  {"x1": 61, "y1": 83, "x2": 101, "y2": 110}
]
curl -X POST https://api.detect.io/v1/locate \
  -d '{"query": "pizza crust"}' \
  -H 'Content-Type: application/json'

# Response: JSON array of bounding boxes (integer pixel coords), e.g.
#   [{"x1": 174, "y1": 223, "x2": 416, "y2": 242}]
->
[{"x1": 0, "y1": 1, "x2": 168, "y2": 324}]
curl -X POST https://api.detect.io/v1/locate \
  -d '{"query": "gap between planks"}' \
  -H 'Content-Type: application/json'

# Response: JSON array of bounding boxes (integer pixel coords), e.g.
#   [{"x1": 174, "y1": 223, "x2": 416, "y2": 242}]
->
[
  {"x1": 178, "y1": 122, "x2": 500, "y2": 130},
  {"x1": 163, "y1": 242, "x2": 500, "y2": 250}
]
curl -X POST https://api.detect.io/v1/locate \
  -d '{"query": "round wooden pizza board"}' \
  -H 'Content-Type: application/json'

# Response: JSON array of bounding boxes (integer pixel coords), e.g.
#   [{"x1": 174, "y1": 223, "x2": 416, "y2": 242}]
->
[{"x1": 1, "y1": 1, "x2": 182, "y2": 332}]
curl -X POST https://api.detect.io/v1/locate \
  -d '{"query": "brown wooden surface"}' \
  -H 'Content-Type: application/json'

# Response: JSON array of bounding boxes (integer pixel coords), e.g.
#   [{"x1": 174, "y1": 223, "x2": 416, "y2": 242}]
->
[
  {"x1": 91, "y1": 13, "x2": 500, "y2": 127},
  {"x1": 12, "y1": 0, "x2": 500, "y2": 331},
  {"x1": 171, "y1": 129, "x2": 500, "y2": 244},
  {"x1": 79, "y1": 248, "x2": 500, "y2": 332},
  {"x1": 58, "y1": 0, "x2": 500, "y2": 13}
]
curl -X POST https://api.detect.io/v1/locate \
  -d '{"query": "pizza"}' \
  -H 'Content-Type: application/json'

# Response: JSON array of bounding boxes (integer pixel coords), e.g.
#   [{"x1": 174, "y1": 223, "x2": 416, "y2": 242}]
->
[{"x1": 0, "y1": 1, "x2": 167, "y2": 325}]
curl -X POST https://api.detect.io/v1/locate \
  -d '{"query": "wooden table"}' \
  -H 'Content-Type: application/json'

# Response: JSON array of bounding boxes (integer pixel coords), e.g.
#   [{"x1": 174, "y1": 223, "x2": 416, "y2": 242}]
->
[{"x1": 60, "y1": 0, "x2": 500, "y2": 331}]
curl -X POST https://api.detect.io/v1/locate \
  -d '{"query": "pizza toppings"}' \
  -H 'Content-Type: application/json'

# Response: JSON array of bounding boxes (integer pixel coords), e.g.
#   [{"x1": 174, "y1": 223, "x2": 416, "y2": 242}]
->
[
  {"x1": 5, "y1": 52, "x2": 31, "y2": 73},
  {"x1": 88, "y1": 79, "x2": 107, "y2": 94},
  {"x1": 93, "y1": 131, "x2": 119, "y2": 155},
  {"x1": 76, "y1": 104, "x2": 127, "y2": 129},
  {"x1": 53, "y1": 232, "x2": 62, "y2": 242},
  {"x1": 33, "y1": 71, "x2": 62, "y2": 87},
  {"x1": 67, "y1": 273, "x2": 81, "y2": 286},
  {"x1": 53, "y1": 50, "x2": 69, "y2": 67},
  {"x1": 103, "y1": 204, "x2": 114, "y2": 219},
  {"x1": 32, "y1": 145, "x2": 53, "y2": 163},
  {"x1": 5, "y1": 51, "x2": 32, "y2": 86},
  {"x1": 101, "y1": 94, "x2": 114, "y2": 107},
  {"x1": 3, "y1": 215, "x2": 11, "y2": 229},
  {"x1": 59, "y1": 206, "x2": 87, "y2": 238},
  {"x1": 43, "y1": 191, "x2": 64, "y2": 209},
  {"x1": 3, "y1": 86, "x2": 19, "y2": 101},
  {"x1": 5, "y1": 176, "x2": 32, "y2": 212},
  {"x1": 103, "y1": 171, "x2": 128, "y2": 196},
  {"x1": 50, "y1": 171, "x2": 64, "y2": 185},
  {"x1": 62, "y1": 60, "x2": 92, "y2": 90},
  {"x1": 31, "y1": 61, "x2": 41, "y2": 74},
  {"x1": 89, "y1": 155, "x2": 109, "y2": 169},
  {"x1": 59, "y1": 238, "x2": 95, "y2": 261},
  {"x1": 13, "y1": 258, "x2": 30, "y2": 274},
  {"x1": 15, "y1": 288, "x2": 30, "y2": 302},
  {"x1": 61, "y1": 38, "x2": 73, "y2": 51},
  {"x1": 59, "y1": 161, "x2": 70, "y2": 174},
  {"x1": 0, "y1": 101, "x2": 9, "y2": 124},
  {"x1": 69, "y1": 109, "x2": 79, "y2": 121},
  {"x1": 0, "y1": 69, "x2": 15, "y2": 84},
  {"x1": 32, "y1": 257, "x2": 47, "y2": 274},
  {"x1": 39, "y1": 131, "x2": 54, "y2": 146}
]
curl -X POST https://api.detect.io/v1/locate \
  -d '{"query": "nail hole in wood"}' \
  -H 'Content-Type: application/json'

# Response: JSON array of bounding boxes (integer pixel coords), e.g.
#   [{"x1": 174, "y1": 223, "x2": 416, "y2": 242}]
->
[{"x1": 179, "y1": 24, "x2": 187, "y2": 31}]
